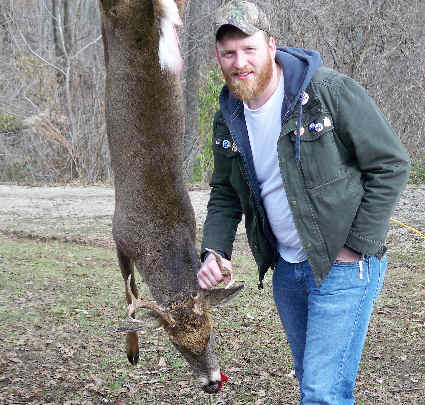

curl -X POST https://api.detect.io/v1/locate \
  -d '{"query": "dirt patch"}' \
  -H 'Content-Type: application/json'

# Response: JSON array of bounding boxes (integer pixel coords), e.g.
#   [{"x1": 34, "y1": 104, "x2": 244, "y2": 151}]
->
[
  {"x1": 0, "y1": 184, "x2": 424, "y2": 405},
  {"x1": 1, "y1": 184, "x2": 424, "y2": 250}
]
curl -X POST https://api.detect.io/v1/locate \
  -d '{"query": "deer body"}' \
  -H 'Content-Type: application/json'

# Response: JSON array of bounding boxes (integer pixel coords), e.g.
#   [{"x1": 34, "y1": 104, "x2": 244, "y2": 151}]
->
[{"x1": 99, "y1": 0, "x2": 242, "y2": 393}]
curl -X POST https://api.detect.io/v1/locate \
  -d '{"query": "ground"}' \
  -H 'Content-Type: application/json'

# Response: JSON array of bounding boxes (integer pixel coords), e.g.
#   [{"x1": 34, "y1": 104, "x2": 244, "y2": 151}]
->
[{"x1": 0, "y1": 184, "x2": 424, "y2": 405}]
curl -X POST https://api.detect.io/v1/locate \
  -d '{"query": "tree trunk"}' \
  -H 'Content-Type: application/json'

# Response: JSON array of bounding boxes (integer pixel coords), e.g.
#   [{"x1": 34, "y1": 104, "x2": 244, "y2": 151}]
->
[
  {"x1": 0, "y1": 3, "x2": 12, "y2": 56},
  {"x1": 52, "y1": 0, "x2": 63, "y2": 61},
  {"x1": 182, "y1": 0, "x2": 203, "y2": 181}
]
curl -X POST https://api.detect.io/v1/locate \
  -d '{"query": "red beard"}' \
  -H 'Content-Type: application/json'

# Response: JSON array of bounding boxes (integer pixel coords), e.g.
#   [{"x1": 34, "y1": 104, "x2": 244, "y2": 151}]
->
[{"x1": 222, "y1": 54, "x2": 273, "y2": 101}]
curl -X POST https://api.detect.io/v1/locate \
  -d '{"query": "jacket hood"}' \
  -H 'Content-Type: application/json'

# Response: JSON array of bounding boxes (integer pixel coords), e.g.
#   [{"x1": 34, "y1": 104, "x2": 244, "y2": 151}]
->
[
  {"x1": 219, "y1": 46, "x2": 323, "y2": 164},
  {"x1": 275, "y1": 47, "x2": 323, "y2": 115}
]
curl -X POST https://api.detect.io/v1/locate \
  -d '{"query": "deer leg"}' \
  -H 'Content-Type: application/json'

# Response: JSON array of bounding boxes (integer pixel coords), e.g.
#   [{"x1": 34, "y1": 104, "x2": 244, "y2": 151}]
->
[{"x1": 117, "y1": 248, "x2": 139, "y2": 365}]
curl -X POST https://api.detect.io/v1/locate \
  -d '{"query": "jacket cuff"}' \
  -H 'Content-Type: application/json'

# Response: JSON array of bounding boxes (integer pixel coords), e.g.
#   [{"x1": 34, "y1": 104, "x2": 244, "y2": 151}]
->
[
  {"x1": 345, "y1": 231, "x2": 385, "y2": 257},
  {"x1": 200, "y1": 249, "x2": 229, "y2": 263}
]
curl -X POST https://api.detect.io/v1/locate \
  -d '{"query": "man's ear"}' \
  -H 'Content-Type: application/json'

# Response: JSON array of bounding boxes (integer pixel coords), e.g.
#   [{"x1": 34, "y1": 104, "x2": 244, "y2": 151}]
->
[
  {"x1": 268, "y1": 36, "x2": 277, "y2": 57},
  {"x1": 202, "y1": 283, "x2": 244, "y2": 307}
]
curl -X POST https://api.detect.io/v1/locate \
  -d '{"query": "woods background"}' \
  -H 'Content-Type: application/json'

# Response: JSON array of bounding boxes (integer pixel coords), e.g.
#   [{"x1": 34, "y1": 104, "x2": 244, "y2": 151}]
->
[{"x1": 0, "y1": 0, "x2": 424, "y2": 184}]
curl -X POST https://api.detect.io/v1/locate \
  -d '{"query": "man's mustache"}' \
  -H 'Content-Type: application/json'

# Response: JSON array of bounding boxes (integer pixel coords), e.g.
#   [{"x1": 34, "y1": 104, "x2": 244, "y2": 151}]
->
[{"x1": 230, "y1": 69, "x2": 255, "y2": 76}]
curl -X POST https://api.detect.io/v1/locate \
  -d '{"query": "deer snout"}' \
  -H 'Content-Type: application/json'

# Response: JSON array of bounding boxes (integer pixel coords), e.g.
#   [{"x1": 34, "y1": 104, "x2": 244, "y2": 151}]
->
[{"x1": 199, "y1": 369, "x2": 228, "y2": 394}]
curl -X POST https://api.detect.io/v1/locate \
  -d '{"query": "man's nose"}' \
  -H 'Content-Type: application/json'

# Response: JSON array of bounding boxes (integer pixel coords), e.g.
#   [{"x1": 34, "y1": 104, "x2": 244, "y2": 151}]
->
[{"x1": 233, "y1": 52, "x2": 248, "y2": 69}]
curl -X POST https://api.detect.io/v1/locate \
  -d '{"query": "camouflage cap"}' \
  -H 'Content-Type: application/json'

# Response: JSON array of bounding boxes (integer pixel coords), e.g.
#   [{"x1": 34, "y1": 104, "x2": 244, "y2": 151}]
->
[{"x1": 215, "y1": 0, "x2": 270, "y2": 38}]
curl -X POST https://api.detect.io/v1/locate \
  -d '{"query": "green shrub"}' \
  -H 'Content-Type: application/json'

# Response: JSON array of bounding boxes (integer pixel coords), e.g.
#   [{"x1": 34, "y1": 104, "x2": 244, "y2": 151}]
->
[
  {"x1": 408, "y1": 153, "x2": 425, "y2": 185},
  {"x1": 193, "y1": 66, "x2": 224, "y2": 183},
  {"x1": 0, "y1": 112, "x2": 18, "y2": 133}
]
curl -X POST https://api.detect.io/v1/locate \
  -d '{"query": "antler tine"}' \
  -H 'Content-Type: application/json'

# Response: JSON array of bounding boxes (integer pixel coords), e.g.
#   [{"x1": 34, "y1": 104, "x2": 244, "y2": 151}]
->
[
  {"x1": 125, "y1": 275, "x2": 176, "y2": 327},
  {"x1": 205, "y1": 248, "x2": 234, "y2": 289}
]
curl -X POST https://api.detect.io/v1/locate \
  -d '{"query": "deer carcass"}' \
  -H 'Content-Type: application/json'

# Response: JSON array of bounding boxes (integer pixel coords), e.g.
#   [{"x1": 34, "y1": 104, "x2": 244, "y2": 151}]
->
[{"x1": 98, "y1": 0, "x2": 243, "y2": 393}]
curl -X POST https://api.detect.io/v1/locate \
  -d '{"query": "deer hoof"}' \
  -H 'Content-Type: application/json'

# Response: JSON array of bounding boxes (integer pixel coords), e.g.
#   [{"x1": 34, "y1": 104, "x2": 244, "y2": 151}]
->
[{"x1": 127, "y1": 352, "x2": 139, "y2": 365}]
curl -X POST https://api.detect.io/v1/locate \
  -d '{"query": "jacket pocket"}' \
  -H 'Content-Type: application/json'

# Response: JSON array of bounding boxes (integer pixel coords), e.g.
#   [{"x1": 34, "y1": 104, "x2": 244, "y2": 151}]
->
[
  {"x1": 307, "y1": 173, "x2": 364, "y2": 258},
  {"x1": 288, "y1": 113, "x2": 346, "y2": 189}
]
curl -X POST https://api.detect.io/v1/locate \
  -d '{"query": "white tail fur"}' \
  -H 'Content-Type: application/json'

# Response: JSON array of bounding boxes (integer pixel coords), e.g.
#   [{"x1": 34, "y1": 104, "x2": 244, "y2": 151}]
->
[{"x1": 157, "y1": 0, "x2": 183, "y2": 74}]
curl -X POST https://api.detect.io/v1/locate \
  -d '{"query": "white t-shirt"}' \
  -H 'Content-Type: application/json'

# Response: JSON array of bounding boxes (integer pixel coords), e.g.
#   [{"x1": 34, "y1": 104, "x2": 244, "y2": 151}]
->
[{"x1": 244, "y1": 72, "x2": 307, "y2": 263}]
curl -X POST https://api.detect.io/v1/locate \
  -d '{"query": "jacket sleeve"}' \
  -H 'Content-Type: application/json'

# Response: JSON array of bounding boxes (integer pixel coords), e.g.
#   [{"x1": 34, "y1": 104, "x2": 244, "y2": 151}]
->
[
  {"x1": 200, "y1": 110, "x2": 243, "y2": 261},
  {"x1": 333, "y1": 76, "x2": 411, "y2": 255}
]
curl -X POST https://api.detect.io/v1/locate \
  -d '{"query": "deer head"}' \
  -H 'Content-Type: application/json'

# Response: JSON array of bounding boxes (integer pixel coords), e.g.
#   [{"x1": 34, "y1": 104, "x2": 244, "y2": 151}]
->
[{"x1": 124, "y1": 267, "x2": 243, "y2": 393}]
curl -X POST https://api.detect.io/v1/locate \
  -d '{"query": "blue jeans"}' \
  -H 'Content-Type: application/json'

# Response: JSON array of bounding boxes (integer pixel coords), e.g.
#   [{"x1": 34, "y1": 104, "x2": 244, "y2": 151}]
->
[{"x1": 273, "y1": 255, "x2": 387, "y2": 405}]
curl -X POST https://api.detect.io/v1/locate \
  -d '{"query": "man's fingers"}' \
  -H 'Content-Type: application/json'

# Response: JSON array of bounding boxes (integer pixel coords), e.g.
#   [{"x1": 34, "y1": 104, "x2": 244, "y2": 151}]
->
[
  {"x1": 198, "y1": 277, "x2": 210, "y2": 290},
  {"x1": 203, "y1": 260, "x2": 224, "y2": 285},
  {"x1": 197, "y1": 253, "x2": 226, "y2": 289}
]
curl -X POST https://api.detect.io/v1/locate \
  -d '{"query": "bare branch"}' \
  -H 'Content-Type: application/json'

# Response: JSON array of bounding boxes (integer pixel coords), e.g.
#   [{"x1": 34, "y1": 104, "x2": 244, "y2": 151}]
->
[
  {"x1": 71, "y1": 35, "x2": 102, "y2": 61},
  {"x1": 15, "y1": 23, "x2": 66, "y2": 76}
]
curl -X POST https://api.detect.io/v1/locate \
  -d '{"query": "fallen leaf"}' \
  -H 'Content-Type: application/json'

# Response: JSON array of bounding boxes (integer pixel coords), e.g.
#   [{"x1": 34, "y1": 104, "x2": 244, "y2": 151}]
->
[
  {"x1": 158, "y1": 357, "x2": 166, "y2": 368},
  {"x1": 91, "y1": 375, "x2": 107, "y2": 386}
]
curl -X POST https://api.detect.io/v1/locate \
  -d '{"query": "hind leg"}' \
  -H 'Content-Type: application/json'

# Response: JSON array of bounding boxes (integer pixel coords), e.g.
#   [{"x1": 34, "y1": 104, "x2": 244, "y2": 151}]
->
[{"x1": 117, "y1": 247, "x2": 139, "y2": 365}]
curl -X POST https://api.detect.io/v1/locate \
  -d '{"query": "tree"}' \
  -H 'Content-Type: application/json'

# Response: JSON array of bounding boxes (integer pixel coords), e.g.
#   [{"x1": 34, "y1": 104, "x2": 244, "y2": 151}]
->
[
  {"x1": 182, "y1": 0, "x2": 220, "y2": 181},
  {"x1": 268, "y1": 0, "x2": 425, "y2": 155},
  {"x1": 0, "y1": 0, "x2": 423, "y2": 184},
  {"x1": 0, "y1": 0, "x2": 107, "y2": 183}
]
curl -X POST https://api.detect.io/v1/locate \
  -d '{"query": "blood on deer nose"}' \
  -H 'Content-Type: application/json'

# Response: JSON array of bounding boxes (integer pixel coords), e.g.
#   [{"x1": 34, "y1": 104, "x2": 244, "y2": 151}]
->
[{"x1": 202, "y1": 373, "x2": 229, "y2": 394}]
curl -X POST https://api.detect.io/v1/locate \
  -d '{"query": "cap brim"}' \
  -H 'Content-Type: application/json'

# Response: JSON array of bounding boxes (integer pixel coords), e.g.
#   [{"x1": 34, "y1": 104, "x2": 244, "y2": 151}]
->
[{"x1": 215, "y1": 19, "x2": 260, "y2": 37}]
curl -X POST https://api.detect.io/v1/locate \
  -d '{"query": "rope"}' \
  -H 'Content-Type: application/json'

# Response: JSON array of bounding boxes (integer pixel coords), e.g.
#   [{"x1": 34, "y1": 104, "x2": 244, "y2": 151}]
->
[{"x1": 390, "y1": 218, "x2": 425, "y2": 240}]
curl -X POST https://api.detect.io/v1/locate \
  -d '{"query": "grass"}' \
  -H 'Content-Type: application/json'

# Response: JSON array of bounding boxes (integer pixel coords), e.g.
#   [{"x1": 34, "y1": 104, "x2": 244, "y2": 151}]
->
[
  {"x1": 0, "y1": 235, "x2": 424, "y2": 404},
  {"x1": 408, "y1": 153, "x2": 425, "y2": 185}
]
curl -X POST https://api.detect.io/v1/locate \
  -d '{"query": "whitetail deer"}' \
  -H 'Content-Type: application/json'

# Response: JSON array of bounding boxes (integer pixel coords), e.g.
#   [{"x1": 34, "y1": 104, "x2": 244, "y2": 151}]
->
[{"x1": 99, "y1": 0, "x2": 243, "y2": 393}]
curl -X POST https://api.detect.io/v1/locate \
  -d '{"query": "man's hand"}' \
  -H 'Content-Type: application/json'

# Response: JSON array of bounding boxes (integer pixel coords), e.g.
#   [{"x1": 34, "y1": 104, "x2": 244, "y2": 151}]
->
[
  {"x1": 335, "y1": 246, "x2": 361, "y2": 262},
  {"x1": 197, "y1": 252, "x2": 232, "y2": 289}
]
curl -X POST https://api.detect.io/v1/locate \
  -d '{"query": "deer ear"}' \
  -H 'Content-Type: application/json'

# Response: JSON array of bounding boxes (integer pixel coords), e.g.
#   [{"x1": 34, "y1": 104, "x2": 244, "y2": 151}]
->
[{"x1": 202, "y1": 283, "x2": 244, "y2": 307}]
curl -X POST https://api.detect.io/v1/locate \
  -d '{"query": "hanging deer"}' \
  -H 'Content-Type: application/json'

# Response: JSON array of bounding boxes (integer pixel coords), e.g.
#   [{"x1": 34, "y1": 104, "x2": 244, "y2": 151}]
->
[{"x1": 98, "y1": 0, "x2": 243, "y2": 393}]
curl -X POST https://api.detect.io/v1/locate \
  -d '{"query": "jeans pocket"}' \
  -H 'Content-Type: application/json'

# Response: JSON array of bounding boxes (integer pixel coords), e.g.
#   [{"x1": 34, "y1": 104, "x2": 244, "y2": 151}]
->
[
  {"x1": 370, "y1": 255, "x2": 387, "y2": 303},
  {"x1": 317, "y1": 260, "x2": 368, "y2": 294},
  {"x1": 333, "y1": 260, "x2": 359, "y2": 266}
]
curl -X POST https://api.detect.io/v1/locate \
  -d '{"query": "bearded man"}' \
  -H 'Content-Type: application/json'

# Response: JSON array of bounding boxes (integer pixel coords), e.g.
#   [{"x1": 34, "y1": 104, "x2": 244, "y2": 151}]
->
[{"x1": 197, "y1": 1, "x2": 410, "y2": 404}]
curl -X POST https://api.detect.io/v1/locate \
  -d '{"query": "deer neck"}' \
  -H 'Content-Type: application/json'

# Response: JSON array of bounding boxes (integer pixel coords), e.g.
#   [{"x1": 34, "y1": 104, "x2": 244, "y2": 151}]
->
[{"x1": 101, "y1": 1, "x2": 200, "y2": 305}]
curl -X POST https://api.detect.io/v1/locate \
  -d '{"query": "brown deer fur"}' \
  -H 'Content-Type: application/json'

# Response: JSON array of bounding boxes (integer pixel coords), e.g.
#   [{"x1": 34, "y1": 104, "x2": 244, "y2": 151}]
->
[{"x1": 98, "y1": 0, "x2": 242, "y2": 392}]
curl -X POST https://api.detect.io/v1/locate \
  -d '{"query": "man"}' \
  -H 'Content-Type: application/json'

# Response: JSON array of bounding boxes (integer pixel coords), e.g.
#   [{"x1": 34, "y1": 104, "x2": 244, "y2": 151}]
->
[{"x1": 197, "y1": 1, "x2": 410, "y2": 404}]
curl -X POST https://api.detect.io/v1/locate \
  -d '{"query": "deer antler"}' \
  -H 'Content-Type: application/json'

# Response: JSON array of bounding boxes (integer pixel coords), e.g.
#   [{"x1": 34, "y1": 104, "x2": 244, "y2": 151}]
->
[
  {"x1": 126, "y1": 275, "x2": 176, "y2": 328},
  {"x1": 205, "y1": 248, "x2": 234, "y2": 289}
]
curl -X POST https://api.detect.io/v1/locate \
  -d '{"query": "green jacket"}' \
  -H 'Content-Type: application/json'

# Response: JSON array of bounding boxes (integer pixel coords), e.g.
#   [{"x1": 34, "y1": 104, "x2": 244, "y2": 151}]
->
[{"x1": 201, "y1": 48, "x2": 410, "y2": 287}]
